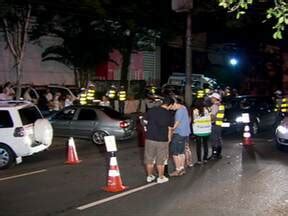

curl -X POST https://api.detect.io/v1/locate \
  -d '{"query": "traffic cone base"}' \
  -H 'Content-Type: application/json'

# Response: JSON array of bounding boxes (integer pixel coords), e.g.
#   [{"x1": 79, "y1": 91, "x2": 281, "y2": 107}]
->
[
  {"x1": 65, "y1": 137, "x2": 81, "y2": 165},
  {"x1": 103, "y1": 157, "x2": 128, "y2": 193},
  {"x1": 242, "y1": 125, "x2": 254, "y2": 146}
]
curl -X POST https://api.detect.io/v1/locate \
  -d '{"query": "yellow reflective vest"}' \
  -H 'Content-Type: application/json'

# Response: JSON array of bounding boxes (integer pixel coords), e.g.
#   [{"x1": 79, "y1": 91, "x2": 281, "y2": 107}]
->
[
  {"x1": 274, "y1": 98, "x2": 288, "y2": 113},
  {"x1": 107, "y1": 89, "x2": 116, "y2": 99},
  {"x1": 79, "y1": 91, "x2": 87, "y2": 105},
  {"x1": 118, "y1": 90, "x2": 127, "y2": 101},
  {"x1": 215, "y1": 104, "x2": 225, "y2": 126},
  {"x1": 86, "y1": 89, "x2": 95, "y2": 101},
  {"x1": 196, "y1": 89, "x2": 205, "y2": 99}
]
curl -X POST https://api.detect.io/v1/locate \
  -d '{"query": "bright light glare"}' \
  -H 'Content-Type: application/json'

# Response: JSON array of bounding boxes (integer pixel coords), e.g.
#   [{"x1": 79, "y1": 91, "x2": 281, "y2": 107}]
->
[
  {"x1": 229, "y1": 58, "x2": 238, "y2": 66},
  {"x1": 235, "y1": 116, "x2": 243, "y2": 123},
  {"x1": 277, "y1": 125, "x2": 288, "y2": 134}
]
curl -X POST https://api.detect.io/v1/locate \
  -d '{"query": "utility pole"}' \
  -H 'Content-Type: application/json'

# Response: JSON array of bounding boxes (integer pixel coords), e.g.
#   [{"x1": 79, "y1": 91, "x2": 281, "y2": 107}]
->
[
  {"x1": 172, "y1": 0, "x2": 193, "y2": 106},
  {"x1": 185, "y1": 12, "x2": 192, "y2": 107}
]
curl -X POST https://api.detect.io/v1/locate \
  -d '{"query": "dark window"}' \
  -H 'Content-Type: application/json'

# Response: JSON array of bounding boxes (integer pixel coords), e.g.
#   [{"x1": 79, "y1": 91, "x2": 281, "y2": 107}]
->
[
  {"x1": 77, "y1": 109, "x2": 97, "y2": 120},
  {"x1": 19, "y1": 106, "x2": 42, "y2": 125},
  {"x1": 101, "y1": 107, "x2": 122, "y2": 119},
  {"x1": 0, "y1": 111, "x2": 13, "y2": 128},
  {"x1": 54, "y1": 108, "x2": 76, "y2": 120}
]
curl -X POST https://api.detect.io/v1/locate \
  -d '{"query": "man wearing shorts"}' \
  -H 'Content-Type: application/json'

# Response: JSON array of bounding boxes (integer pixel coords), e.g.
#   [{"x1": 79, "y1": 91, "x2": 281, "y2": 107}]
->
[
  {"x1": 170, "y1": 97, "x2": 191, "y2": 176},
  {"x1": 144, "y1": 97, "x2": 174, "y2": 183}
]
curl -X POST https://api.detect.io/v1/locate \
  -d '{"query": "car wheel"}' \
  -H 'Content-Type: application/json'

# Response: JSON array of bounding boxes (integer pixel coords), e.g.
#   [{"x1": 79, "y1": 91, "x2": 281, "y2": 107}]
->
[
  {"x1": 0, "y1": 144, "x2": 15, "y2": 170},
  {"x1": 251, "y1": 121, "x2": 259, "y2": 135},
  {"x1": 91, "y1": 131, "x2": 109, "y2": 145}
]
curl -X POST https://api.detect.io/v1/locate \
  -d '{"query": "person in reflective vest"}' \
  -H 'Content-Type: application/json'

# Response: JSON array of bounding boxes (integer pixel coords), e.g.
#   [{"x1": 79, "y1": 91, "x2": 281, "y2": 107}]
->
[
  {"x1": 196, "y1": 89, "x2": 205, "y2": 99},
  {"x1": 79, "y1": 88, "x2": 88, "y2": 105},
  {"x1": 148, "y1": 85, "x2": 157, "y2": 95},
  {"x1": 273, "y1": 90, "x2": 287, "y2": 127},
  {"x1": 209, "y1": 92, "x2": 225, "y2": 160},
  {"x1": 224, "y1": 86, "x2": 231, "y2": 97},
  {"x1": 192, "y1": 98, "x2": 212, "y2": 165},
  {"x1": 118, "y1": 85, "x2": 127, "y2": 114},
  {"x1": 106, "y1": 85, "x2": 117, "y2": 109},
  {"x1": 86, "y1": 83, "x2": 96, "y2": 105}
]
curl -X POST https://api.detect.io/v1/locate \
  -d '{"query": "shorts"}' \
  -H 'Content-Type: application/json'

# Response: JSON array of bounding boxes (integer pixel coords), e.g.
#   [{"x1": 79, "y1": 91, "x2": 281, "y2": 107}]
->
[
  {"x1": 170, "y1": 134, "x2": 187, "y2": 155},
  {"x1": 144, "y1": 139, "x2": 169, "y2": 165}
]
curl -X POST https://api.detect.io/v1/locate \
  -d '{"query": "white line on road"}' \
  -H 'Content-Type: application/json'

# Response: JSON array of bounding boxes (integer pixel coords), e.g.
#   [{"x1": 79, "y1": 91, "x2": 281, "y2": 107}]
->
[
  {"x1": 77, "y1": 182, "x2": 158, "y2": 210},
  {"x1": 0, "y1": 169, "x2": 47, "y2": 182}
]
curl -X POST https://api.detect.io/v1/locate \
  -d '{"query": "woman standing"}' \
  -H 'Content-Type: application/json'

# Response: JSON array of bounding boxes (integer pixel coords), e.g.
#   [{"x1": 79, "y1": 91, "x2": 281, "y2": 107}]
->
[{"x1": 192, "y1": 98, "x2": 212, "y2": 165}]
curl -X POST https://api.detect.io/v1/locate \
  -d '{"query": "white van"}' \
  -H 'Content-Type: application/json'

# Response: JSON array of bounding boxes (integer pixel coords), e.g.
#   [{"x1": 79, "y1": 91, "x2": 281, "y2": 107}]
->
[
  {"x1": 164, "y1": 73, "x2": 217, "y2": 89},
  {"x1": 0, "y1": 100, "x2": 53, "y2": 169}
]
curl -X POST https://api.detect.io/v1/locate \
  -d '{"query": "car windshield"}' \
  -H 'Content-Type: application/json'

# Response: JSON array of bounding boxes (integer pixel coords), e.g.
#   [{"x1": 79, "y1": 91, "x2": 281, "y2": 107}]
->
[
  {"x1": 19, "y1": 106, "x2": 42, "y2": 125},
  {"x1": 225, "y1": 98, "x2": 252, "y2": 110}
]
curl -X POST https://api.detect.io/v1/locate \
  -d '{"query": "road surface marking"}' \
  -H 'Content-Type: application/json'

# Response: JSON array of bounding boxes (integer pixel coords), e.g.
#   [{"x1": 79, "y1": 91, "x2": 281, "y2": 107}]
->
[
  {"x1": 77, "y1": 182, "x2": 158, "y2": 210},
  {"x1": 0, "y1": 169, "x2": 47, "y2": 181}
]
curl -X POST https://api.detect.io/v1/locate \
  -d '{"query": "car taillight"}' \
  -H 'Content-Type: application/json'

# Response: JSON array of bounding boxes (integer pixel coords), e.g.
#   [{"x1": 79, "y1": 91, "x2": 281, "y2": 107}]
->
[
  {"x1": 120, "y1": 121, "x2": 129, "y2": 128},
  {"x1": 14, "y1": 127, "x2": 25, "y2": 137}
]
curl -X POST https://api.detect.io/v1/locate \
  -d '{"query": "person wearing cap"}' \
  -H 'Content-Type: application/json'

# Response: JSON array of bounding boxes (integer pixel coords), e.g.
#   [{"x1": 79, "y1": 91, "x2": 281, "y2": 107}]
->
[
  {"x1": 209, "y1": 92, "x2": 225, "y2": 160},
  {"x1": 117, "y1": 85, "x2": 127, "y2": 114},
  {"x1": 106, "y1": 85, "x2": 117, "y2": 109}
]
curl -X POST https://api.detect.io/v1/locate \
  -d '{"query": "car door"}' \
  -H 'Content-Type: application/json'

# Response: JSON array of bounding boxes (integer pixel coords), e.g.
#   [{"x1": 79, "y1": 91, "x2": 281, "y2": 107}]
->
[
  {"x1": 50, "y1": 107, "x2": 77, "y2": 137},
  {"x1": 255, "y1": 98, "x2": 275, "y2": 129},
  {"x1": 69, "y1": 108, "x2": 98, "y2": 138}
]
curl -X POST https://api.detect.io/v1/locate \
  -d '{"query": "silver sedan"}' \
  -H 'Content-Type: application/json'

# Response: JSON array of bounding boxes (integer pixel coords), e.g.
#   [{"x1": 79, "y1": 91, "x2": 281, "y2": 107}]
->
[
  {"x1": 49, "y1": 105, "x2": 136, "y2": 145},
  {"x1": 275, "y1": 116, "x2": 288, "y2": 150}
]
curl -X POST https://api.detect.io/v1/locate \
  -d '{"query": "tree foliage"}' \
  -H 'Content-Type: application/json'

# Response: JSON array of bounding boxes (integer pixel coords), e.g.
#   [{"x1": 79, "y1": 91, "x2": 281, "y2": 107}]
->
[
  {"x1": 0, "y1": 0, "x2": 33, "y2": 98},
  {"x1": 218, "y1": 0, "x2": 288, "y2": 39}
]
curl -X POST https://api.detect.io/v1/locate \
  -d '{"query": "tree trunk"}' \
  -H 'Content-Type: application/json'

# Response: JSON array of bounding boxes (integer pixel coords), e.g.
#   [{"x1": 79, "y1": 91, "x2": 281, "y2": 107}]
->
[
  {"x1": 15, "y1": 61, "x2": 22, "y2": 99},
  {"x1": 120, "y1": 36, "x2": 133, "y2": 83},
  {"x1": 2, "y1": 4, "x2": 31, "y2": 100}
]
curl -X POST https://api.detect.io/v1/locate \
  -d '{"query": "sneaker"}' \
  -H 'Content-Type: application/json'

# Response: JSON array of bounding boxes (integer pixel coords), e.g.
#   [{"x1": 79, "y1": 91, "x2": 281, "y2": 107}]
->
[
  {"x1": 179, "y1": 169, "x2": 186, "y2": 175},
  {"x1": 187, "y1": 163, "x2": 194, "y2": 168},
  {"x1": 146, "y1": 175, "x2": 156, "y2": 183},
  {"x1": 157, "y1": 176, "x2": 169, "y2": 184},
  {"x1": 169, "y1": 170, "x2": 180, "y2": 177},
  {"x1": 217, "y1": 155, "x2": 223, "y2": 159},
  {"x1": 195, "y1": 161, "x2": 203, "y2": 165},
  {"x1": 203, "y1": 160, "x2": 208, "y2": 164}
]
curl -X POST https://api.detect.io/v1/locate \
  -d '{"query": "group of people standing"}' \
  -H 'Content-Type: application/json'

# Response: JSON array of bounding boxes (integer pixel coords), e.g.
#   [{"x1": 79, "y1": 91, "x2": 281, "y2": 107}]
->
[{"x1": 143, "y1": 92, "x2": 224, "y2": 184}]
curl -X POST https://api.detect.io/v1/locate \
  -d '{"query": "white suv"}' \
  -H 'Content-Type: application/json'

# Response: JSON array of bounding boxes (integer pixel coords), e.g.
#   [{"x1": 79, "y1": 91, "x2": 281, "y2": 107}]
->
[{"x1": 0, "y1": 100, "x2": 53, "y2": 169}]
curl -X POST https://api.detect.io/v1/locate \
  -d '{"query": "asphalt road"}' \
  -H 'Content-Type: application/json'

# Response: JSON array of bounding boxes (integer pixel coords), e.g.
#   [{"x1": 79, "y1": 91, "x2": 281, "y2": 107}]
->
[{"x1": 1, "y1": 130, "x2": 288, "y2": 216}]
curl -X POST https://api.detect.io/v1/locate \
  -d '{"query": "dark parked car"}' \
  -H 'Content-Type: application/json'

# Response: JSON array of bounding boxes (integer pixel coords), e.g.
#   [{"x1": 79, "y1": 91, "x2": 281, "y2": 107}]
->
[
  {"x1": 49, "y1": 105, "x2": 136, "y2": 145},
  {"x1": 223, "y1": 95, "x2": 276, "y2": 134}
]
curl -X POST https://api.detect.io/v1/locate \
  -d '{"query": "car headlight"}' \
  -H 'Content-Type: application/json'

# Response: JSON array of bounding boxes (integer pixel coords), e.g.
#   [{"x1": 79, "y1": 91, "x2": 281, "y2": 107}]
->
[
  {"x1": 277, "y1": 125, "x2": 288, "y2": 134},
  {"x1": 235, "y1": 116, "x2": 243, "y2": 123}
]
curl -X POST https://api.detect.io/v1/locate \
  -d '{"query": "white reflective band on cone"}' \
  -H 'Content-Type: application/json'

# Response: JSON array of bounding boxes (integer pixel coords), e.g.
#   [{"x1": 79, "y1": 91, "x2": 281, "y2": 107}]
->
[
  {"x1": 110, "y1": 157, "x2": 118, "y2": 166},
  {"x1": 68, "y1": 137, "x2": 74, "y2": 147},
  {"x1": 244, "y1": 125, "x2": 250, "y2": 131},
  {"x1": 243, "y1": 132, "x2": 251, "y2": 138},
  {"x1": 109, "y1": 170, "x2": 120, "y2": 177}
]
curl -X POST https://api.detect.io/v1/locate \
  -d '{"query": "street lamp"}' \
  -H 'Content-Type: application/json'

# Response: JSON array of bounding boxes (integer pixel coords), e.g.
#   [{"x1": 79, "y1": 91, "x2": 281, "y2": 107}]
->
[
  {"x1": 229, "y1": 57, "x2": 238, "y2": 66},
  {"x1": 172, "y1": 0, "x2": 193, "y2": 106}
]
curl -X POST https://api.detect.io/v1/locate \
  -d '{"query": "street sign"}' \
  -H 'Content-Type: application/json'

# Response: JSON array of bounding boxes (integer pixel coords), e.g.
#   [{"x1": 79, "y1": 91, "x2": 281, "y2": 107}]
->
[{"x1": 172, "y1": 0, "x2": 193, "y2": 12}]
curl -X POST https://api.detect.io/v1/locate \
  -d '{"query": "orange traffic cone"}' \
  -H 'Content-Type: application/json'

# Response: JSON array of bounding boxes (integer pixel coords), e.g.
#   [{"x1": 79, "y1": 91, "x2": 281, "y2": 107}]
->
[
  {"x1": 103, "y1": 156, "x2": 128, "y2": 192},
  {"x1": 242, "y1": 125, "x2": 253, "y2": 146},
  {"x1": 65, "y1": 137, "x2": 81, "y2": 164}
]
